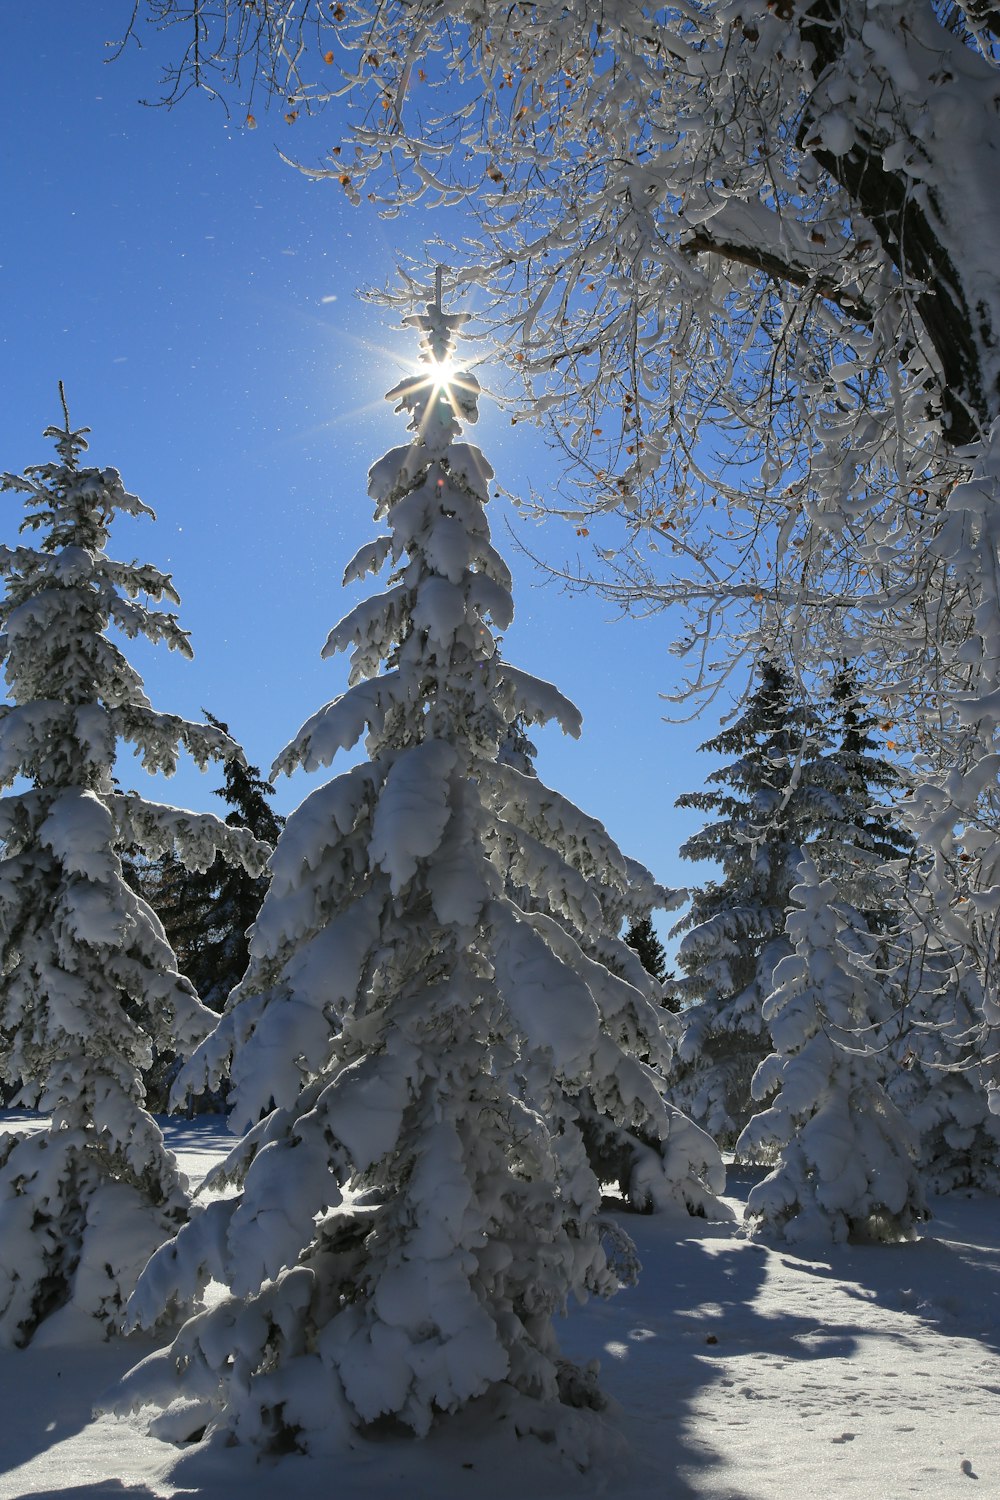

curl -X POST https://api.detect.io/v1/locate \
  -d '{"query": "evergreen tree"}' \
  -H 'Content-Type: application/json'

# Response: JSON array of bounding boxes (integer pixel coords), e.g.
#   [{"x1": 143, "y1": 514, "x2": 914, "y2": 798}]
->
[
  {"x1": 113, "y1": 299, "x2": 725, "y2": 1456},
  {"x1": 667, "y1": 658, "x2": 837, "y2": 1145},
  {"x1": 0, "y1": 396, "x2": 269, "y2": 1346},
  {"x1": 624, "y1": 914, "x2": 670, "y2": 991},
  {"x1": 810, "y1": 668, "x2": 914, "y2": 927},
  {"x1": 125, "y1": 721, "x2": 283, "y2": 1110},
  {"x1": 496, "y1": 710, "x2": 538, "y2": 777},
  {"x1": 497, "y1": 713, "x2": 673, "y2": 1014},
  {"x1": 886, "y1": 910, "x2": 1000, "y2": 1196},
  {"x1": 138, "y1": 715, "x2": 283, "y2": 1012},
  {"x1": 491, "y1": 713, "x2": 686, "y2": 1195},
  {"x1": 738, "y1": 859, "x2": 927, "y2": 1244}
]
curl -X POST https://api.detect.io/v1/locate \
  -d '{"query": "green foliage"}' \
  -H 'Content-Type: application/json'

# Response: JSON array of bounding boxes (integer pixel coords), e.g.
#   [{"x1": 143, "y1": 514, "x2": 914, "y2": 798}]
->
[
  {"x1": 623, "y1": 914, "x2": 673, "y2": 1003},
  {"x1": 135, "y1": 714, "x2": 282, "y2": 1018},
  {"x1": 671, "y1": 659, "x2": 832, "y2": 1010},
  {"x1": 812, "y1": 667, "x2": 915, "y2": 925},
  {"x1": 125, "y1": 717, "x2": 282, "y2": 1111},
  {"x1": 175, "y1": 716, "x2": 281, "y2": 1004}
]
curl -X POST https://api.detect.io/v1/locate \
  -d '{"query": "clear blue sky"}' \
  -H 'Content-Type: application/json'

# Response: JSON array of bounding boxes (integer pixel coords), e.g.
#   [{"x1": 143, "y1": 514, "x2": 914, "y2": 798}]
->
[{"x1": 1, "y1": 5, "x2": 732, "y2": 934}]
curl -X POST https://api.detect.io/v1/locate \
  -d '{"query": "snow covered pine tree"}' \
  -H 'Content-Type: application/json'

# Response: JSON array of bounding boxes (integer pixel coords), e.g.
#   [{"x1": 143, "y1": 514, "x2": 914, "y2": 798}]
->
[
  {"x1": 668, "y1": 658, "x2": 834, "y2": 1146},
  {"x1": 0, "y1": 396, "x2": 270, "y2": 1346},
  {"x1": 737, "y1": 858, "x2": 926, "y2": 1245},
  {"x1": 887, "y1": 899, "x2": 1000, "y2": 1197},
  {"x1": 496, "y1": 709, "x2": 686, "y2": 1180},
  {"x1": 112, "y1": 297, "x2": 727, "y2": 1456},
  {"x1": 810, "y1": 668, "x2": 914, "y2": 929}
]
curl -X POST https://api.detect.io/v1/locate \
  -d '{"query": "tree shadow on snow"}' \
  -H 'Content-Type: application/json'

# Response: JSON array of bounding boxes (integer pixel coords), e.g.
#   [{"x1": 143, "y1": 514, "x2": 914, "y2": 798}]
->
[
  {"x1": 91, "y1": 1210, "x2": 829, "y2": 1500},
  {"x1": 558, "y1": 1198, "x2": 862, "y2": 1500},
  {"x1": 154, "y1": 1113, "x2": 232, "y2": 1157},
  {"x1": 0, "y1": 1331, "x2": 163, "y2": 1482},
  {"x1": 786, "y1": 1191, "x2": 1000, "y2": 1359}
]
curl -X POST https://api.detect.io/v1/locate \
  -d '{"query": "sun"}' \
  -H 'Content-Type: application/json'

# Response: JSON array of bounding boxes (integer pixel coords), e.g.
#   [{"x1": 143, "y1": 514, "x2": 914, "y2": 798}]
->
[{"x1": 428, "y1": 356, "x2": 459, "y2": 393}]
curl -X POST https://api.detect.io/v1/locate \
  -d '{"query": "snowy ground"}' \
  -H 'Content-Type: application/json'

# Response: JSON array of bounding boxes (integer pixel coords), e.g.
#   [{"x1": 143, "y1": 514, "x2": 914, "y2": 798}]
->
[{"x1": 1, "y1": 1113, "x2": 997, "y2": 1499}]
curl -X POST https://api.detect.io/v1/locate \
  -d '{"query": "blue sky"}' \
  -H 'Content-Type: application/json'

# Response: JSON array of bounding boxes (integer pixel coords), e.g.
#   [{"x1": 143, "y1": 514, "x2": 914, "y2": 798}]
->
[{"x1": 1, "y1": 5, "x2": 731, "y2": 931}]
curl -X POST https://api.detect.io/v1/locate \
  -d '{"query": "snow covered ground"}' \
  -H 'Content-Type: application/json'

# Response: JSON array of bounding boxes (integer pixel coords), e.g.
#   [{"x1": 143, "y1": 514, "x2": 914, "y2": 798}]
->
[{"x1": 1, "y1": 1113, "x2": 997, "y2": 1500}]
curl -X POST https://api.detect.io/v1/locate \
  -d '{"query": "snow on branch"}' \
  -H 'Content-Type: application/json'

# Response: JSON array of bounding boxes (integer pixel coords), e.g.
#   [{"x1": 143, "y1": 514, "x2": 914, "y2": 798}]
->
[
  {"x1": 111, "y1": 794, "x2": 272, "y2": 876},
  {"x1": 271, "y1": 674, "x2": 405, "y2": 775}
]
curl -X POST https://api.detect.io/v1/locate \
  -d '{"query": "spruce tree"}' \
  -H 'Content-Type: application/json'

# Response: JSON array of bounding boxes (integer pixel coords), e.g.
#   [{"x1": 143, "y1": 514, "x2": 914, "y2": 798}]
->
[
  {"x1": 126, "y1": 720, "x2": 283, "y2": 1109},
  {"x1": 491, "y1": 713, "x2": 685, "y2": 1195},
  {"x1": 738, "y1": 859, "x2": 926, "y2": 1244},
  {"x1": 624, "y1": 915, "x2": 671, "y2": 990},
  {"x1": 113, "y1": 298, "x2": 725, "y2": 1456},
  {"x1": 138, "y1": 715, "x2": 283, "y2": 1012},
  {"x1": 0, "y1": 396, "x2": 269, "y2": 1345},
  {"x1": 810, "y1": 668, "x2": 914, "y2": 927},
  {"x1": 667, "y1": 658, "x2": 835, "y2": 1144}
]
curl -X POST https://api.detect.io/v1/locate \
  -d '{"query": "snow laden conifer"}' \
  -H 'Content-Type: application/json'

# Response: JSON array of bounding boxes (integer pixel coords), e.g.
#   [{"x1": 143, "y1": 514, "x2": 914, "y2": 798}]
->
[
  {"x1": 887, "y1": 911, "x2": 1000, "y2": 1197},
  {"x1": 493, "y1": 710, "x2": 686, "y2": 1184},
  {"x1": 0, "y1": 397, "x2": 270, "y2": 1346},
  {"x1": 667, "y1": 659, "x2": 835, "y2": 1145},
  {"x1": 891, "y1": 968, "x2": 1000, "y2": 1197},
  {"x1": 738, "y1": 859, "x2": 926, "y2": 1245},
  {"x1": 809, "y1": 669, "x2": 914, "y2": 929},
  {"x1": 113, "y1": 299, "x2": 725, "y2": 1456}
]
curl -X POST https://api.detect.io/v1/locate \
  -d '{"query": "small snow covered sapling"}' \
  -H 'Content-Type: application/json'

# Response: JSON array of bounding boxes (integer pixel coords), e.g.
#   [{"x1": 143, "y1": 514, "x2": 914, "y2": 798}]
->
[
  {"x1": 113, "y1": 298, "x2": 726, "y2": 1456},
  {"x1": 738, "y1": 858, "x2": 926, "y2": 1244},
  {"x1": 0, "y1": 395, "x2": 270, "y2": 1346}
]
